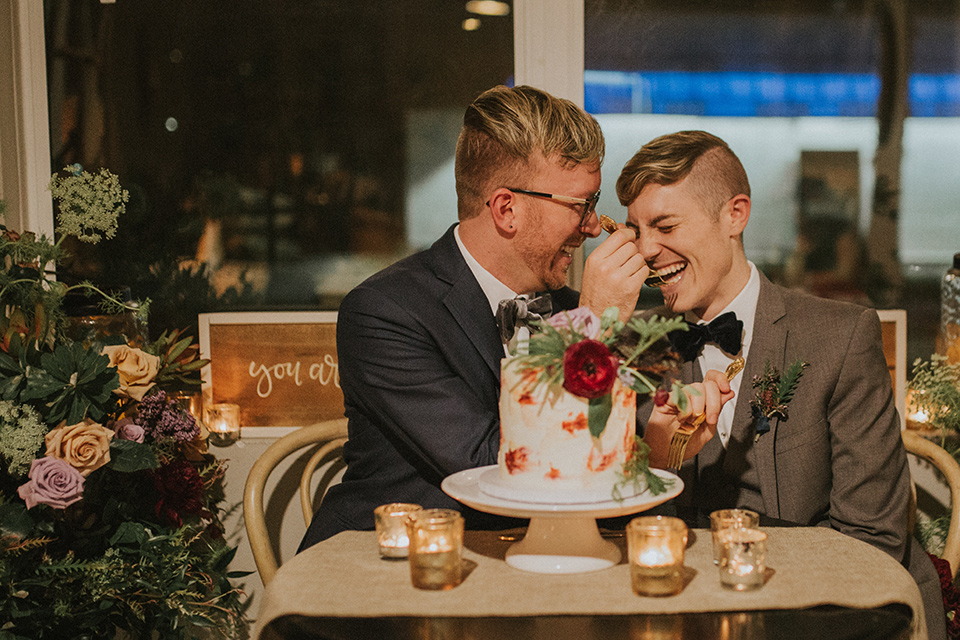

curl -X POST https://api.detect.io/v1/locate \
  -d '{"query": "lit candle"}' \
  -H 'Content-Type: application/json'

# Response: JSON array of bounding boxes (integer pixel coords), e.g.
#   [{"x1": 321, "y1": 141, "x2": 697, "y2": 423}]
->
[
  {"x1": 717, "y1": 528, "x2": 767, "y2": 591},
  {"x1": 406, "y1": 509, "x2": 464, "y2": 590},
  {"x1": 205, "y1": 403, "x2": 241, "y2": 447},
  {"x1": 374, "y1": 503, "x2": 421, "y2": 559},
  {"x1": 627, "y1": 516, "x2": 687, "y2": 597}
]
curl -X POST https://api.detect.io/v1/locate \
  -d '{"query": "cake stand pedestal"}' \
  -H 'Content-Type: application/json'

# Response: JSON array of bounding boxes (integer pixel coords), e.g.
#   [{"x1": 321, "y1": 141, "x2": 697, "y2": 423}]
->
[{"x1": 441, "y1": 465, "x2": 683, "y2": 574}]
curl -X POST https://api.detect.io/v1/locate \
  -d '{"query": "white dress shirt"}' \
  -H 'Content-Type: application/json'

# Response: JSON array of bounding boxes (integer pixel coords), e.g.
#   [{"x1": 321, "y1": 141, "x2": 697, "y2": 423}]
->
[
  {"x1": 687, "y1": 261, "x2": 761, "y2": 448},
  {"x1": 454, "y1": 225, "x2": 530, "y2": 354}
]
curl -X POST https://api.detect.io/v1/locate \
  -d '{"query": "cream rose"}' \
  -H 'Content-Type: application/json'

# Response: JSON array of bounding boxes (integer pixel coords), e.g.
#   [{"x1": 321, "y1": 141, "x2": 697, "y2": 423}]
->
[
  {"x1": 45, "y1": 419, "x2": 114, "y2": 476},
  {"x1": 102, "y1": 345, "x2": 160, "y2": 401}
]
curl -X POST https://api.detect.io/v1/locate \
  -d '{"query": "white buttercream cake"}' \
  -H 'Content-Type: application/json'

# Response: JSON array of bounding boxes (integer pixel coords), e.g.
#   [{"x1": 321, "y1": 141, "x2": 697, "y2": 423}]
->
[{"x1": 481, "y1": 357, "x2": 638, "y2": 503}]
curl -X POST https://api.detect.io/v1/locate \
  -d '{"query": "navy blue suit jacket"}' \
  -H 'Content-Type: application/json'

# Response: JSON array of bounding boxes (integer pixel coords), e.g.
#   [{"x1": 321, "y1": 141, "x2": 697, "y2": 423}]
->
[{"x1": 300, "y1": 225, "x2": 579, "y2": 549}]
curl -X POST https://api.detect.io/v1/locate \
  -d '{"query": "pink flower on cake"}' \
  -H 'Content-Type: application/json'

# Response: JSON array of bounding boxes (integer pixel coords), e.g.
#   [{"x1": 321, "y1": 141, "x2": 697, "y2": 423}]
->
[
  {"x1": 17, "y1": 456, "x2": 85, "y2": 509},
  {"x1": 562, "y1": 339, "x2": 619, "y2": 399},
  {"x1": 44, "y1": 419, "x2": 114, "y2": 476},
  {"x1": 547, "y1": 306, "x2": 601, "y2": 338}
]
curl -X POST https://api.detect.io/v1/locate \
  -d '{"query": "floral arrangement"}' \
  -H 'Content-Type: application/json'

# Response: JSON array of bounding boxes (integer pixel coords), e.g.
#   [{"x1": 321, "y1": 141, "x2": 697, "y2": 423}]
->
[
  {"x1": 908, "y1": 354, "x2": 960, "y2": 436},
  {"x1": 509, "y1": 306, "x2": 687, "y2": 495},
  {"x1": 749, "y1": 359, "x2": 809, "y2": 441},
  {"x1": 0, "y1": 167, "x2": 246, "y2": 638}
]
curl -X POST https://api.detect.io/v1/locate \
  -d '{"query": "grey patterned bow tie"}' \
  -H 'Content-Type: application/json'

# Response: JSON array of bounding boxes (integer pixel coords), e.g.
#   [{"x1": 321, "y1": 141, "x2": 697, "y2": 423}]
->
[{"x1": 495, "y1": 295, "x2": 553, "y2": 344}]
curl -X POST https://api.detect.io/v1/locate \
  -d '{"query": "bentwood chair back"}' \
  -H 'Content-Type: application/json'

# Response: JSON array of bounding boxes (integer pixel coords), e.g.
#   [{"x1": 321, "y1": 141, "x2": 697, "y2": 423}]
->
[
  {"x1": 244, "y1": 418, "x2": 349, "y2": 585},
  {"x1": 902, "y1": 429, "x2": 960, "y2": 578}
]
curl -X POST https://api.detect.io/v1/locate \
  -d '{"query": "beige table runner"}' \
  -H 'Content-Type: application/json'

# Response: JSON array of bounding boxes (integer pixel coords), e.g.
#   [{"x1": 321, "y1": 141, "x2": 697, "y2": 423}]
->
[{"x1": 252, "y1": 527, "x2": 926, "y2": 640}]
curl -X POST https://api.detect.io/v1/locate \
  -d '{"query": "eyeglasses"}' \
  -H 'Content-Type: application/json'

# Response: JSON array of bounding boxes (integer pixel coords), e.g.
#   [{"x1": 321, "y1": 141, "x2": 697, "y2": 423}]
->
[{"x1": 495, "y1": 188, "x2": 602, "y2": 227}]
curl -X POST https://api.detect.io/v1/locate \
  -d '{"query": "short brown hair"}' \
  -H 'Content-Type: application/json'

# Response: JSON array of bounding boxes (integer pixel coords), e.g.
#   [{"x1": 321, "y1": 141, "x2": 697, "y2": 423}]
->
[
  {"x1": 615, "y1": 130, "x2": 749, "y2": 218},
  {"x1": 455, "y1": 85, "x2": 605, "y2": 220}
]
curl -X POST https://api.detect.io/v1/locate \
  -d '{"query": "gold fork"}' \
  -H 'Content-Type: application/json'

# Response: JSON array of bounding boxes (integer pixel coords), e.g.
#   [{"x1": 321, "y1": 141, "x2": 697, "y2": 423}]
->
[
  {"x1": 665, "y1": 356, "x2": 745, "y2": 471},
  {"x1": 599, "y1": 214, "x2": 668, "y2": 288}
]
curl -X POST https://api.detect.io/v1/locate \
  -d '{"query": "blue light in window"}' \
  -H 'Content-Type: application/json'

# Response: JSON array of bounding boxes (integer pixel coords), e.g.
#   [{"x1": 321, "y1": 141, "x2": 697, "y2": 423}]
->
[{"x1": 585, "y1": 70, "x2": 959, "y2": 117}]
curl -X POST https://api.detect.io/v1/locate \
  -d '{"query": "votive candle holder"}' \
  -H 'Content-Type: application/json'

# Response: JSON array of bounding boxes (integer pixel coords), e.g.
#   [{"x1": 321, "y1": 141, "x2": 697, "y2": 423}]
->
[
  {"x1": 373, "y1": 503, "x2": 422, "y2": 559},
  {"x1": 405, "y1": 508, "x2": 464, "y2": 590},
  {"x1": 717, "y1": 527, "x2": 767, "y2": 591},
  {"x1": 710, "y1": 508, "x2": 759, "y2": 565},
  {"x1": 627, "y1": 515, "x2": 688, "y2": 597},
  {"x1": 205, "y1": 403, "x2": 241, "y2": 447}
]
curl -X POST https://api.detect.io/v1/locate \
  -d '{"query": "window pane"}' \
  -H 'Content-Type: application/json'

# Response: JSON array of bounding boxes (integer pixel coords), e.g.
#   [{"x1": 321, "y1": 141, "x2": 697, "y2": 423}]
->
[
  {"x1": 585, "y1": 0, "x2": 960, "y2": 360},
  {"x1": 44, "y1": 0, "x2": 514, "y2": 330}
]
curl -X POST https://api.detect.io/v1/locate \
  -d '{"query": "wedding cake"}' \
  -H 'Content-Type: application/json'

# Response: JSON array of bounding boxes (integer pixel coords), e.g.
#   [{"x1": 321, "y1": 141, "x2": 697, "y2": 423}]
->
[{"x1": 477, "y1": 306, "x2": 682, "y2": 504}]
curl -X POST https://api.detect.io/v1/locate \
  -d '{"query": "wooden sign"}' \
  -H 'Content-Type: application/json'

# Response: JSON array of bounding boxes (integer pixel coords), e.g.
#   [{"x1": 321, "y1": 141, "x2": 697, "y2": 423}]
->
[{"x1": 199, "y1": 311, "x2": 343, "y2": 428}]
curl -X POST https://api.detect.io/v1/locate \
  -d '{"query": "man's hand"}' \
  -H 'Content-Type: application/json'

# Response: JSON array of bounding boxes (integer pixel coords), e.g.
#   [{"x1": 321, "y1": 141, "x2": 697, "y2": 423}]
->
[
  {"x1": 643, "y1": 369, "x2": 736, "y2": 468},
  {"x1": 579, "y1": 226, "x2": 647, "y2": 322}
]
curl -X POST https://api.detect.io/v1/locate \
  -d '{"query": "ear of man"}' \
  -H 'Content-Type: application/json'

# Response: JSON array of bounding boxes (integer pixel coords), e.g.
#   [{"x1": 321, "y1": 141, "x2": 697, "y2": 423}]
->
[{"x1": 487, "y1": 187, "x2": 519, "y2": 235}]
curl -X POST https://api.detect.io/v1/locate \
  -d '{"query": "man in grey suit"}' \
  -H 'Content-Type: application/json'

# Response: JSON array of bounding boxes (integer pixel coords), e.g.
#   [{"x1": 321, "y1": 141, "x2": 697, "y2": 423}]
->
[
  {"x1": 617, "y1": 130, "x2": 946, "y2": 640},
  {"x1": 300, "y1": 85, "x2": 655, "y2": 549}
]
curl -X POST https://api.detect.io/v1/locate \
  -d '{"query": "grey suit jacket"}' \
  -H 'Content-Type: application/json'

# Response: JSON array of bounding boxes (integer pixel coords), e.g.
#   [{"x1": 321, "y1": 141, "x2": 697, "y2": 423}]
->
[{"x1": 643, "y1": 273, "x2": 944, "y2": 638}]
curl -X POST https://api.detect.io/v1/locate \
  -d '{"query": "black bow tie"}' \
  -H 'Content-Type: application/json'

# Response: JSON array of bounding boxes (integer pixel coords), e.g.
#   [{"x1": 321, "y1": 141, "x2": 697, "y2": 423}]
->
[
  {"x1": 495, "y1": 294, "x2": 553, "y2": 344},
  {"x1": 667, "y1": 311, "x2": 743, "y2": 362}
]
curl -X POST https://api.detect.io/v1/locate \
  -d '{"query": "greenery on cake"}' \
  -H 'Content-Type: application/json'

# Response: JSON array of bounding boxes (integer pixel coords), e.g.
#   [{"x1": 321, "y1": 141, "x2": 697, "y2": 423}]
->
[{"x1": 507, "y1": 306, "x2": 688, "y2": 497}]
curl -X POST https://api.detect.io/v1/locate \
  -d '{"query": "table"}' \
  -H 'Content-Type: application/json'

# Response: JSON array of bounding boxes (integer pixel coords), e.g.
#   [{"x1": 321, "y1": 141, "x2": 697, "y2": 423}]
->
[{"x1": 252, "y1": 527, "x2": 927, "y2": 640}]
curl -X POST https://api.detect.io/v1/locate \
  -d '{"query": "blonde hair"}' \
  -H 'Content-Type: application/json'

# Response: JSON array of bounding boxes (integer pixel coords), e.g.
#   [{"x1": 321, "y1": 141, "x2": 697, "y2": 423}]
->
[
  {"x1": 615, "y1": 130, "x2": 749, "y2": 219},
  {"x1": 455, "y1": 85, "x2": 605, "y2": 220}
]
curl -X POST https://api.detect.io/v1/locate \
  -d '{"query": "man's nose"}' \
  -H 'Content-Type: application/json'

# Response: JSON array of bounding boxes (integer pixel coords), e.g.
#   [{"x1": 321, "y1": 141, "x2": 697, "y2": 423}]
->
[
  {"x1": 579, "y1": 210, "x2": 601, "y2": 238},
  {"x1": 634, "y1": 229, "x2": 660, "y2": 261}
]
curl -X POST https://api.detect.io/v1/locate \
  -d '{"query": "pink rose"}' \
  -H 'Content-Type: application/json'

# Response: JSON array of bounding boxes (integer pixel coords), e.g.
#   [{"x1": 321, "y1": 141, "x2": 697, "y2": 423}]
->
[
  {"x1": 547, "y1": 307, "x2": 602, "y2": 339},
  {"x1": 112, "y1": 418, "x2": 146, "y2": 443},
  {"x1": 45, "y1": 419, "x2": 114, "y2": 476},
  {"x1": 102, "y1": 345, "x2": 160, "y2": 401},
  {"x1": 17, "y1": 456, "x2": 84, "y2": 509}
]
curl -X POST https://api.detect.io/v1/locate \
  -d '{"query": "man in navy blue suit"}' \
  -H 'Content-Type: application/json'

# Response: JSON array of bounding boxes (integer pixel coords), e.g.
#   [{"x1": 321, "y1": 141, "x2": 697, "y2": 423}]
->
[{"x1": 299, "y1": 85, "x2": 663, "y2": 548}]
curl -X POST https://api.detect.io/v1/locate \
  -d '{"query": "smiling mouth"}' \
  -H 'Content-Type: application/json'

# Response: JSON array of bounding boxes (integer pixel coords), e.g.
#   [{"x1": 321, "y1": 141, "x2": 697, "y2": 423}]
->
[{"x1": 645, "y1": 263, "x2": 685, "y2": 288}]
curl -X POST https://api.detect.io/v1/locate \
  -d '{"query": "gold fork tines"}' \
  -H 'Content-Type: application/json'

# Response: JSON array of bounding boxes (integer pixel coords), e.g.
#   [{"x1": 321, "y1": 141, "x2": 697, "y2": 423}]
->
[{"x1": 665, "y1": 356, "x2": 745, "y2": 471}]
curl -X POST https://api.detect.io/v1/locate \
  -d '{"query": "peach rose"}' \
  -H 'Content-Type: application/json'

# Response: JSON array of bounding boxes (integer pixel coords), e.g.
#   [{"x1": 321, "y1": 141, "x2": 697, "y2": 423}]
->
[
  {"x1": 45, "y1": 419, "x2": 114, "y2": 476},
  {"x1": 102, "y1": 345, "x2": 160, "y2": 401}
]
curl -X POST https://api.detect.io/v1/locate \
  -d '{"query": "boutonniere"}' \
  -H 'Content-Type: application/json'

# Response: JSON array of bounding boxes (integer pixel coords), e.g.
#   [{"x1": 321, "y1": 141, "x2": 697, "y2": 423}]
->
[{"x1": 750, "y1": 359, "x2": 809, "y2": 442}]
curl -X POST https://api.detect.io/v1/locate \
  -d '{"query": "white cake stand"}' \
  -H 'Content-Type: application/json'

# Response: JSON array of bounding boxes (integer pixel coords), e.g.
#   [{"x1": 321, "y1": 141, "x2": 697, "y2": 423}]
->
[{"x1": 441, "y1": 465, "x2": 683, "y2": 574}]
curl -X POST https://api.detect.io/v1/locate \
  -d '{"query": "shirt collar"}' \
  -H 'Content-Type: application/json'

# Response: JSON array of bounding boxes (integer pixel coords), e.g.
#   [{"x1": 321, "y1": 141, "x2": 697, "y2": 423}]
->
[
  {"x1": 454, "y1": 225, "x2": 519, "y2": 316},
  {"x1": 685, "y1": 261, "x2": 760, "y2": 350}
]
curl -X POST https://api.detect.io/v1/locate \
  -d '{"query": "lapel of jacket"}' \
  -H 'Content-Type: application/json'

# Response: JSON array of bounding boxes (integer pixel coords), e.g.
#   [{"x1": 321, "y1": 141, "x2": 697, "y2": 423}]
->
[
  {"x1": 428, "y1": 226, "x2": 505, "y2": 380},
  {"x1": 734, "y1": 273, "x2": 788, "y2": 516}
]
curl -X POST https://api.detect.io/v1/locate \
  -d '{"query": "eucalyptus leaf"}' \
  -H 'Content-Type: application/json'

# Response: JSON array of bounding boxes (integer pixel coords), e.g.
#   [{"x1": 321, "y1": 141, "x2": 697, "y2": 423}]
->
[{"x1": 587, "y1": 394, "x2": 613, "y2": 440}]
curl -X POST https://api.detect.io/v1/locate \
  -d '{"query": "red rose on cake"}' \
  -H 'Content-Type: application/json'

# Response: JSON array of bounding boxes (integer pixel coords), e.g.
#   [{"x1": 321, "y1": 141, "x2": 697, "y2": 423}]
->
[{"x1": 562, "y1": 339, "x2": 619, "y2": 398}]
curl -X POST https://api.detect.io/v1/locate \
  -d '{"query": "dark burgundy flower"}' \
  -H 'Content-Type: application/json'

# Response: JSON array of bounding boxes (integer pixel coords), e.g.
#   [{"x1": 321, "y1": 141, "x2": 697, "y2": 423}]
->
[
  {"x1": 152, "y1": 458, "x2": 205, "y2": 527},
  {"x1": 562, "y1": 339, "x2": 619, "y2": 399},
  {"x1": 653, "y1": 389, "x2": 670, "y2": 407}
]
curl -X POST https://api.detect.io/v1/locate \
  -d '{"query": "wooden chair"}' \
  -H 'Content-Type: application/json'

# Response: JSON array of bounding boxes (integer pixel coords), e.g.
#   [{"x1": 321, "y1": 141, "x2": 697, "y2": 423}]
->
[
  {"x1": 243, "y1": 417, "x2": 349, "y2": 585},
  {"x1": 902, "y1": 429, "x2": 960, "y2": 578}
]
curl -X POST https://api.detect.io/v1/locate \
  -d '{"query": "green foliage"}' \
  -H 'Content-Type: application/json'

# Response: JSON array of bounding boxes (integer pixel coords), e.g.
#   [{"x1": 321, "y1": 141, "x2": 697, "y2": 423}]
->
[
  {"x1": 909, "y1": 355, "x2": 960, "y2": 435},
  {"x1": 20, "y1": 342, "x2": 120, "y2": 425},
  {"x1": 613, "y1": 437, "x2": 673, "y2": 502}
]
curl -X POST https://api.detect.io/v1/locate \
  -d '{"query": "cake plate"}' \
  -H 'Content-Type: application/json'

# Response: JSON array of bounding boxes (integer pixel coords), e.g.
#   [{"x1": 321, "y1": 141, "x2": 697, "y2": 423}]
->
[{"x1": 441, "y1": 465, "x2": 683, "y2": 575}]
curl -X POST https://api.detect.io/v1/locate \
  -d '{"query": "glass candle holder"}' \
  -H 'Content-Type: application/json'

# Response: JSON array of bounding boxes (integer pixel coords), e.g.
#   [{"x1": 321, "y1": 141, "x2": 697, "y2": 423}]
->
[
  {"x1": 205, "y1": 403, "x2": 241, "y2": 447},
  {"x1": 374, "y1": 503, "x2": 422, "y2": 559},
  {"x1": 405, "y1": 508, "x2": 464, "y2": 590},
  {"x1": 627, "y1": 515, "x2": 688, "y2": 597},
  {"x1": 710, "y1": 508, "x2": 759, "y2": 565},
  {"x1": 717, "y1": 528, "x2": 767, "y2": 591}
]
